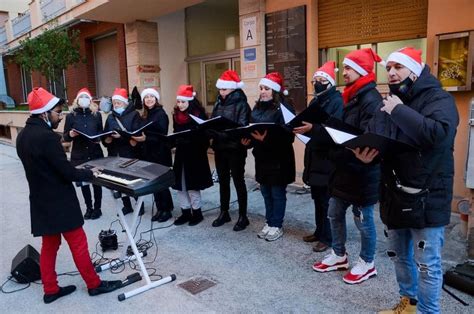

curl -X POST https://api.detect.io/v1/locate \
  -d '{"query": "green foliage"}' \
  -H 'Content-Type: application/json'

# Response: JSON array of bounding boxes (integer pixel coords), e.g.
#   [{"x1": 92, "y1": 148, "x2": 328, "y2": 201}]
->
[{"x1": 14, "y1": 26, "x2": 83, "y2": 88}]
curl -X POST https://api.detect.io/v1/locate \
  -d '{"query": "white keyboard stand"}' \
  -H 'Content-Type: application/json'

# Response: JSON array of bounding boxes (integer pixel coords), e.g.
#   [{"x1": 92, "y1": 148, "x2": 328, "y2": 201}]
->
[{"x1": 96, "y1": 194, "x2": 176, "y2": 301}]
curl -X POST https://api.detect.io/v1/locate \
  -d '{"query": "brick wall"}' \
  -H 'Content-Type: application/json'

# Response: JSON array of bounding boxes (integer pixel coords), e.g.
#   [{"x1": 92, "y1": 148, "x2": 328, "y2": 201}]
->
[
  {"x1": 5, "y1": 21, "x2": 127, "y2": 105},
  {"x1": 4, "y1": 57, "x2": 23, "y2": 104}
]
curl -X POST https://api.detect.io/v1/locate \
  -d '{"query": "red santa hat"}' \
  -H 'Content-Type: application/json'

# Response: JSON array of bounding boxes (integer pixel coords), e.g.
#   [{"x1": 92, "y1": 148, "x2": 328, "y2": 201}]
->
[
  {"x1": 176, "y1": 85, "x2": 196, "y2": 101},
  {"x1": 343, "y1": 48, "x2": 384, "y2": 76},
  {"x1": 28, "y1": 87, "x2": 60, "y2": 114},
  {"x1": 111, "y1": 88, "x2": 128, "y2": 104},
  {"x1": 140, "y1": 88, "x2": 161, "y2": 102},
  {"x1": 216, "y1": 70, "x2": 244, "y2": 89},
  {"x1": 386, "y1": 47, "x2": 424, "y2": 76},
  {"x1": 313, "y1": 61, "x2": 338, "y2": 86},
  {"x1": 75, "y1": 88, "x2": 92, "y2": 100},
  {"x1": 259, "y1": 72, "x2": 289, "y2": 96}
]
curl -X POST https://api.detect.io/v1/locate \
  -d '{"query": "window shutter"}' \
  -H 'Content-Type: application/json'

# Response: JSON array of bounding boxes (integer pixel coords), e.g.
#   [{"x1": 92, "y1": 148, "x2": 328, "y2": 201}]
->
[{"x1": 318, "y1": 0, "x2": 428, "y2": 48}]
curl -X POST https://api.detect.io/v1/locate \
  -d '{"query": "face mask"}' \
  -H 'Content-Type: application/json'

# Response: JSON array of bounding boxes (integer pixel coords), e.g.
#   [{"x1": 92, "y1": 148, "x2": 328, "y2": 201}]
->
[
  {"x1": 389, "y1": 76, "x2": 415, "y2": 101},
  {"x1": 44, "y1": 114, "x2": 52, "y2": 128},
  {"x1": 78, "y1": 98, "x2": 91, "y2": 108},
  {"x1": 314, "y1": 81, "x2": 330, "y2": 94},
  {"x1": 114, "y1": 107, "x2": 126, "y2": 115}
]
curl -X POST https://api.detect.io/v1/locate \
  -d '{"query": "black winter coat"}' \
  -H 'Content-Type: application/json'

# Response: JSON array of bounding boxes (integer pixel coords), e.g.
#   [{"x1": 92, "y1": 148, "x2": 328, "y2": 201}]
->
[
  {"x1": 172, "y1": 107, "x2": 213, "y2": 191},
  {"x1": 211, "y1": 89, "x2": 251, "y2": 152},
  {"x1": 303, "y1": 87, "x2": 343, "y2": 187},
  {"x1": 368, "y1": 66, "x2": 459, "y2": 228},
  {"x1": 328, "y1": 82, "x2": 381, "y2": 206},
  {"x1": 251, "y1": 101, "x2": 296, "y2": 186},
  {"x1": 103, "y1": 105, "x2": 142, "y2": 158},
  {"x1": 63, "y1": 108, "x2": 104, "y2": 167},
  {"x1": 16, "y1": 118, "x2": 93, "y2": 236},
  {"x1": 140, "y1": 106, "x2": 172, "y2": 167}
]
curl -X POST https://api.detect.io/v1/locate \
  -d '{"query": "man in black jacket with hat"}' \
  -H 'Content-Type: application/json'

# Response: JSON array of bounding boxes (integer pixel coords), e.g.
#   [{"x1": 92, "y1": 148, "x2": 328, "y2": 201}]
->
[
  {"x1": 353, "y1": 47, "x2": 459, "y2": 314},
  {"x1": 16, "y1": 87, "x2": 122, "y2": 304}
]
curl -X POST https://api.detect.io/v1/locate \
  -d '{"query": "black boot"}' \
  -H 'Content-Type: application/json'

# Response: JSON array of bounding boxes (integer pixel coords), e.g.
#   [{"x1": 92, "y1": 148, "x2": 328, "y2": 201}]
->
[
  {"x1": 174, "y1": 208, "x2": 192, "y2": 225},
  {"x1": 122, "y1": 206, "x2": 133, "y2": 215},
  {"x1": 84, "y1": 208, "x2": 93, "y2": 220},
  {"x1": 189, "y1": 208, "x2": 203, "y2": 226},
  {"x1": 90, "y1": 208, "x2": 102, "y2": 220},
  {"x1": 43, "y1": 285, "x2": 76, "y2": 304},
  {"x1": 233, "y1": 215, "x2": 249, "y2": 231},
  {"x1": 212, "y1": 211, "x2": 231, "y2": 227}
]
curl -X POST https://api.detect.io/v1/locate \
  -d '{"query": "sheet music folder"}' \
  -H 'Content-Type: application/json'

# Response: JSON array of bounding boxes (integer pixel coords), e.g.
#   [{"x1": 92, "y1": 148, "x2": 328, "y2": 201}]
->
[
  {"x1": 72, "y1": 129, "x2": 114, "y2": 140},
  {"x1": 116, "y1": 121, "x2": 154, "y2": 139},
  {"x1": 323, "y1": 122, "x2": 416, "y2": 155},
  {"x1": 189, "y1": 114, "x2": 240, "y2": 131},
  {"x1": 224, "y1": 122, "x2": 289, "y2": 138},
  {"x1": 284, "y1": 102, "x2": 330, "y2": 128}
]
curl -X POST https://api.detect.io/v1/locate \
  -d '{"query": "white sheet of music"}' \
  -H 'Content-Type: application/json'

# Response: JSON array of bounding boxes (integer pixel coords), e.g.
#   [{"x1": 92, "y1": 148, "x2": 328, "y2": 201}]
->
[
  {"x1": 280, "y1": 103, "x2": 295, "y2": 124},
  {"x1": 189, "y1": 114, "x2": 205, "y2": 124},
  {"x1": 324, "y1": 126, "x2": 357, "y2": 144}
]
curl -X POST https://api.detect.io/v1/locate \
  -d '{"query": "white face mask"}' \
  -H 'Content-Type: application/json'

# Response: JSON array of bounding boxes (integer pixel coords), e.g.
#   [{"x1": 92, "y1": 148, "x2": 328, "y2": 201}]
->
[{"x1": 78, "y1": 98, "x2": 91, "y2": 108}]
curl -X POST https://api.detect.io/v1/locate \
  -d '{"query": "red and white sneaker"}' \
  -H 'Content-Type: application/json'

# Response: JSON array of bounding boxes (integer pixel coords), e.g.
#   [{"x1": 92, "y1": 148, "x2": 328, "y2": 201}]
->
[
  {"x1": 343, "y1": 257, "x2": 377, "y2": 284},
  {"x1": 312, "y1": 250, "x2": 349, "y2": 272}
]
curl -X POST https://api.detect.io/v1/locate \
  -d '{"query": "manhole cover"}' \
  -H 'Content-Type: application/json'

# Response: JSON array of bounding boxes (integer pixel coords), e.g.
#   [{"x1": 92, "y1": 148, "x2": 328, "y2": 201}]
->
[{"x1": 178, "y1": 277, "x2": 217, "y2": 295}]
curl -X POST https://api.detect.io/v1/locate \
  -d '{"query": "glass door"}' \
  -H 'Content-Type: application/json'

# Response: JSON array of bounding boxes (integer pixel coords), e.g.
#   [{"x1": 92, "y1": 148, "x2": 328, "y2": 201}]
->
[{"x1": 203, "y1": 59, "x2": 232, "y2": 113}]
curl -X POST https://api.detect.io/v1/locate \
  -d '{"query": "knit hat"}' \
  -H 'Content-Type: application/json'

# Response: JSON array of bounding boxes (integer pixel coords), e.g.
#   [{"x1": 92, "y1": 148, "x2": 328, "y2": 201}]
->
[
  {"x1": 216, "y1": 70, "x2": 244, "y2": 89},
  {"x1": 313, "y1": 61, "x2": 338, "y2": 86},
  {"x1": 386, "y1": 47, "x2": 424, "y2": 76},
  {"x1": 259, "y1": 72, "x2": 289, "y2": 95},
  {"x1": 28, "y1": 87, "x2": 60, "y2": 114},
  {"x1": 343, "y1": 48, "x2": 384, "y2": 76},
  {"x1": 176, "y1": 85, "x2": 196, "y2": 101},
  {"x1": 140, "y1": 88, "x2": 160, "y2": 102},
  {"x1": 75, "y1": 87, "x2": 92, "y2": 100},
  {"x1": 111, "y1": 88, "x2": 128, "y2": 104}
]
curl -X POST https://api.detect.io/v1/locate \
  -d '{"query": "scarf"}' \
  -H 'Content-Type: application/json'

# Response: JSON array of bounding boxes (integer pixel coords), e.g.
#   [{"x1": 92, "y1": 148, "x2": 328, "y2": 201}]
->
[{"x1": 342, "y1": 72, "x2": 376, "y2": 106}]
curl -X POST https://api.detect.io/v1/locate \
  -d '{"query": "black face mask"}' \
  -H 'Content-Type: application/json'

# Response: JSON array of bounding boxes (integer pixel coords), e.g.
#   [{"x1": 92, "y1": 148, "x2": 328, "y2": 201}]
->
[
  {"x1": 389, "y1": 76, "x2": 415, "y2": 101},
  {"x1": 314, "y1": 81, "x2": 330, "y2": 94}
]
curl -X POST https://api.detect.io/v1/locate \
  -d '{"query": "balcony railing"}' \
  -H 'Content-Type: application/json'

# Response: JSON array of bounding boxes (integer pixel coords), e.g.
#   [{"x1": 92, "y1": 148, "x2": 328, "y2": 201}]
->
[
  {"x1": 40, "y1": 0, "x2": 67, "y2": 22},
  {"x1": 0, "y1": 26, "x2": 7, "y2": 47},
  {"x1": 11, "y1": 11, "x2": 32, "y2": 38}
]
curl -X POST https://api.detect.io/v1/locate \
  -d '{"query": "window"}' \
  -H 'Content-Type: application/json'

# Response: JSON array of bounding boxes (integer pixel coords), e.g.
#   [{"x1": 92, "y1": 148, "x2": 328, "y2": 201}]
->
[
  {"x1": 49, "y1": 69, "x2": 67, "y2": 100},
  {"x1": 320, "y1": 38, "x2": 427, "y2": 86},
  {"x1": 20, "y1": 66, "x2": 32, "y2": 103}
]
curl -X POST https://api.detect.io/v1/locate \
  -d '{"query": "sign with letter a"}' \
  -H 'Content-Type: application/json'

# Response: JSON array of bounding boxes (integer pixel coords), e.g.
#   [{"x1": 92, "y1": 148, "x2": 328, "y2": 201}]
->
[{"x1": 242, "y1": 16, "x2": 257, "y2": 47}]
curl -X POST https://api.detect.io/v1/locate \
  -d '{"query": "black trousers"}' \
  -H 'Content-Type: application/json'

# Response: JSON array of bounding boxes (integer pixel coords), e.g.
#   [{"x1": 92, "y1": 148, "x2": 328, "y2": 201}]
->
[
  {"x1": 214, "y1": 149, "x2": 247, "y2": 215},
  {"x1": 154, "y1": 188, "x2": 174, "y2": 212},
  {"x1": 310, "y1": 185, "x2": 332, "y2": 246},
  {"x1": 80, "y1": 184, "x2": 102, "y2": 210}
]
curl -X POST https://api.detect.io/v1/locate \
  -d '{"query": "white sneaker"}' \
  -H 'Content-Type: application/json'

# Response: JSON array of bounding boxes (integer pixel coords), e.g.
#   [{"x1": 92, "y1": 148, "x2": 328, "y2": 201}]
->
[
  {"x1": 312, "y1": 249, "x2": 349, "y2": 272},
  {"x1": 265, "y1": 227, "x2": 283, "y2": 241},
  {"x1": 343, "y1": 257, "x2": 377, "y2": 284},
  {"x1": 257, "y1": 223, "x2": 270, "y2": 239}
]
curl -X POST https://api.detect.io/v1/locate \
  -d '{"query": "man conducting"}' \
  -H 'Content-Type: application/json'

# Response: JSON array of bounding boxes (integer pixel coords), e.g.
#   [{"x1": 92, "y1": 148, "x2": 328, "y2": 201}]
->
[{"x1": 16, "y1": 87, "x2": 122, "y2": 304}]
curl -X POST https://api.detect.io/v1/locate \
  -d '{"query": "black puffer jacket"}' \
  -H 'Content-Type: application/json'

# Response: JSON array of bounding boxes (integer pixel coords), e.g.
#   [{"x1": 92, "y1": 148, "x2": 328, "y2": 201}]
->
[
  {"x1": 368, "y1": 66, "x2": 459, "y2": 228},
  {"x1": 140, "y1": 106, "x2": 172, "y2": 167},
  {"x1": 103, "y1": 105, "x2": 142, "y2": 158},
  {"x1": 251, "y1": 101, "x2": 295, "y2": 186},
  {"x1": 63, "y1": 108, "x2": 104, "y2": 167},
  {"x1": 328, "y1": 82, "x2": 382, "y2": 206},
  {"x1": 211, "y1": 89, "x2": 251, "y2": 151},
  {"x1": 303, "y1": 87, "x2": 343, "y2": 186}
]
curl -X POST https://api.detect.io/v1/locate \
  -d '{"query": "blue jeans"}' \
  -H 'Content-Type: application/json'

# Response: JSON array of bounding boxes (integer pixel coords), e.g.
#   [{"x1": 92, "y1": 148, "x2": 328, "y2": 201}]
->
[
  {"x1": 260, "y1": 184, "x2": 287, "y2": 228},
  {"x1": 386, "y1": 227, "x2": 445, "y2": 314},
  {"x1": 328, "y1": 197, "x2": 376, "y2": 263}
]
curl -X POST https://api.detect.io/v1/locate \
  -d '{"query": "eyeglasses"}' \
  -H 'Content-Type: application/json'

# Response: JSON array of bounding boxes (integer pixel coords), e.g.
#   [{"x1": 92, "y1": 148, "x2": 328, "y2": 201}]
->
[{"x1": 50, "y1": 110, "x2": 63, "y2": 117}]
